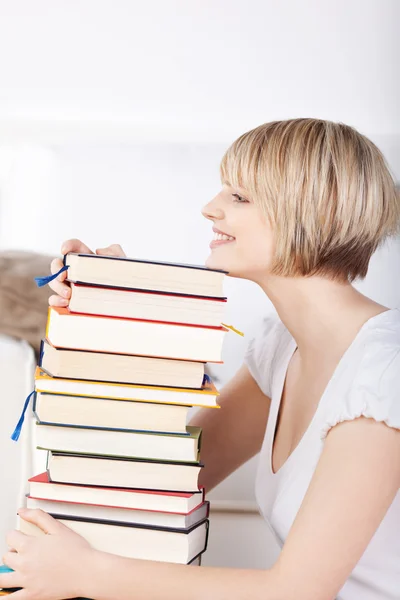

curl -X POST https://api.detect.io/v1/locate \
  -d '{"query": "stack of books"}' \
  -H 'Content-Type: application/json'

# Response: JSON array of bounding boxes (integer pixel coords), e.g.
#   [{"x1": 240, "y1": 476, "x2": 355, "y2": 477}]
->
[{"x1": 18, "y1": 253, "x2": 229, "y2": 566}]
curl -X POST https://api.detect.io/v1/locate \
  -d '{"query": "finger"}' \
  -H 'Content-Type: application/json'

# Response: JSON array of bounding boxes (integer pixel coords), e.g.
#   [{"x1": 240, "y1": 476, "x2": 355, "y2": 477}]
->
[
  {"x1": 48, "y1": 275, "x2": 70, "y2": 295},
  {"x1": 0, "y1": 571, "x2": 21, "y2": 591},
  {"x1": 50, "y1": 258, "x2": 67, "y2": 279},
  {"x1": 48, "y1": 294, "x2": 69, "y2": 308},
  {"x1": 2, "y1": 551, "x2": 20, "y2": 570},
  {"x1": 61, "y1": 239, "x2": 94, "y2": 256},
  {"x1": 17, "y1": 509, "x2": 62, "y2": 535},
  {"x1": 5, "y1": 531, "x2": 29, "y2": 553},
  {"x1": 48, "y1": 258, "x2": 71, "y2": 299},
  {"x1": 96, "y1": 244, "x2": 126, "y2": 258},
  {"x1": 47, "y1": 276, "x2": 71, "y2": 298}
]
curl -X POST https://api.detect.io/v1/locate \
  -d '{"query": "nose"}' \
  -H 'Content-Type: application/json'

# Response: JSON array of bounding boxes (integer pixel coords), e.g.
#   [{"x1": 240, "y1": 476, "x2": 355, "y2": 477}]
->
[{"x1": 201, "y1": 194, "x2": 224, "y2": 222}]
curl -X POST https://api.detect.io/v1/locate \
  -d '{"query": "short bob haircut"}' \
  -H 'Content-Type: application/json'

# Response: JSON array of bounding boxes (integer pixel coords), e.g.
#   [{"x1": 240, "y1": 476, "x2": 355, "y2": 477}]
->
[{"x1": 220, "y1": 118, "x2": 400, "y2": 283}]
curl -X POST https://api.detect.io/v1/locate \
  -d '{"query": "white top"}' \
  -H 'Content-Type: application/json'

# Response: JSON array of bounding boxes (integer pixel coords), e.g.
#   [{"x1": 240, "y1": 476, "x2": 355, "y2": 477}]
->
[{"x1": 244, "y1": 308, "x2": 400, "y2": 600}]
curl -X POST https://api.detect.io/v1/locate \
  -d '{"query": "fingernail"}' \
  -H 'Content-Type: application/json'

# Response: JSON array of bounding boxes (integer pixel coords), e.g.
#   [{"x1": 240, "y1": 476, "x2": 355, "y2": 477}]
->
[{"x1": 63, "y1": 289, "x2": 70, "y2": 297}]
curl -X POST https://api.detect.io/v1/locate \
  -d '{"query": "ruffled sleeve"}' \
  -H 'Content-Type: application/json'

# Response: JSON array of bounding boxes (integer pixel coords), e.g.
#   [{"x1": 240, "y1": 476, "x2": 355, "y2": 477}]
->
[
  {"x1": 244, "y1": 313, "x2": 281, "y2": 397},
  {"x1": 321, "y1": 346, "x2": 400, "y2": 440}
]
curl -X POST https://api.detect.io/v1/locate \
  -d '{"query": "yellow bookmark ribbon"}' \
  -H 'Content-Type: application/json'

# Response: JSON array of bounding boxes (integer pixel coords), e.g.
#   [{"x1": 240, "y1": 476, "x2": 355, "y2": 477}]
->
[{"x1": 221, "y1": 323, "x2": 244, "y2": 337}]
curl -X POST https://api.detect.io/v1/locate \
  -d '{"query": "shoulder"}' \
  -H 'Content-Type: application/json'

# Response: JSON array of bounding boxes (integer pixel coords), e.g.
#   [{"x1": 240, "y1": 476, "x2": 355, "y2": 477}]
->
[
  {"x1": 244, "y1": 312, "x2": 287, "y2": 396},
  {"x1": 322, "y1": 309, "x2": 400, "y2": 439},
  {"x1": 350, "y1": 308, "x2": 400, "y2": 396}
]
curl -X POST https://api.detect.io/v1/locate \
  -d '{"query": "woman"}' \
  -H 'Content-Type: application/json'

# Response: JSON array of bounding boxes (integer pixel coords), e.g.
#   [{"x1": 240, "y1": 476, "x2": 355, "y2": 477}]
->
[{"x1": 2, "y1": 118, "x2": 400, "y2": 600}]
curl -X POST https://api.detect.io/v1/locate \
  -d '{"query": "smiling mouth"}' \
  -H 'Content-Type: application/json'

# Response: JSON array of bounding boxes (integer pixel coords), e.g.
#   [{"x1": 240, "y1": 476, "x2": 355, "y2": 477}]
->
[
  {"x1": 210, "y1": 230, "x2": 235, "y2": 249},
  {"x1": 213, "y1": 231, "x2": 235, "y2": 242}
]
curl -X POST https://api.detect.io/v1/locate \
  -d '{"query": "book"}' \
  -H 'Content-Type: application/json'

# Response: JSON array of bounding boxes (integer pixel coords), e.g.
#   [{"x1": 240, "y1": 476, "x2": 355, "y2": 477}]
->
[
  {"x1": 39, "y1": 340, "x2": 205, "y2": 389},
  {"x1": 46, "y1": 307, "x2": 227, "y2": 362},
  {"x1": 65, "y1": 253, "x2": 226, "y2": 299},
  {"x1": 69, "y1": 283, "x2": 227, "y2": 327},
  {"x1": 34, "y1": 392, "x2": 191, "y2": 435},
  {"x1": 34, "y1": 366, "x2": 220, "y2": 408},
  {"x1": 36, "y1": 423, "x2": 202, "y2": 462},
  {"x1": 29, "y1": 472, "x2": 205, "y2": 512},
  {"x1": 26, "y1": 496, "x2": 210, "y2": 529},
  {"x1": 47, "y1": 451, "x2": 203, "y2": 492},
  {"x1": 19, "y1": 516, "x2": 209, "y2": 564}
]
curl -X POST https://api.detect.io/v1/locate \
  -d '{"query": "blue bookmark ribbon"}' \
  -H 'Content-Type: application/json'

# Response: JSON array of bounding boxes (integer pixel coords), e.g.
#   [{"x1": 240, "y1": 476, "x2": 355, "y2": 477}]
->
[
  {"x1": 34, "y1": 264, "x2": 69, "y2": 287},
  {"x1": 11, "y1": 391, "x2": 35, "y2": 442}
]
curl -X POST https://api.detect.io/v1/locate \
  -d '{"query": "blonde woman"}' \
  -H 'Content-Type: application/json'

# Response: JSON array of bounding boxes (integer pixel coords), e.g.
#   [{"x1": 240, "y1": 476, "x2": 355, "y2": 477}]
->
[{"x1": 2, "y1": 119, "x2": 400, "y2": 600}]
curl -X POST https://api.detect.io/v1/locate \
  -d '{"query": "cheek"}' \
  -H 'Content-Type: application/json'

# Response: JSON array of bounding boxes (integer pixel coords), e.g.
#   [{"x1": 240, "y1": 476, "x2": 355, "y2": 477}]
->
[
  {"x1": 239, "y1": 226, "x2": 275, "y2": 265},
  {"x1": 205, "y1": 228, "x2": 275, "y2": 277},
  {"x1": 238, "y1": 242, "x2": 273, "y2": 272}
]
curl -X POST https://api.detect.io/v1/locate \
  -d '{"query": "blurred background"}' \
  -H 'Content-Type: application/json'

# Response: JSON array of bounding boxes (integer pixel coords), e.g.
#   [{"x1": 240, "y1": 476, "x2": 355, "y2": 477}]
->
[{"x1": 0, "y1": 0, "x2": 399, "y2": 568}]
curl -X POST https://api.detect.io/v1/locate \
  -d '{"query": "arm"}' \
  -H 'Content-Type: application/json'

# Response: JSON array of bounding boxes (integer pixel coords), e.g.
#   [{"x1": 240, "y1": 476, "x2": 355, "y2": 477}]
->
[
  {"x1": 190, "y1": 363, "x2": 272, "y2": 491},
  {"x1": 3, "y1": 417, "x2": 399, "y2": 600},
  {"x1": 88, "y1": 417, "x2": 400, "y2": 600}
]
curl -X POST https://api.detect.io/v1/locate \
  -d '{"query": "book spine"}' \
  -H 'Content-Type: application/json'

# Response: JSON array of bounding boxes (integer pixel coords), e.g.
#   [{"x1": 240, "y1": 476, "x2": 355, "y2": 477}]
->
[
  {"x1": 203, "y1": 519, "x2": 210, "y2": 553},
  {"x1": 32, "y1": 394, "x2": 40, "y2": 423},
  {"x1": 45, "y1": 450, "x2": 52, "y2": 481},
  {"x1": 39, "y1": 339, "x2": 45, "y2": 367},
  {"x1": 35, "y1": 421, "x2": 191, "y2": 437},
  {"x1": 32, "y1": 392, "x2": 38, "y2": 414},
  {"x1": 45, "y1": 307, "x2": 51, "y2": 340},
  {"x1": 188, "y1": 520, "x2": 209, "y2": 564}
]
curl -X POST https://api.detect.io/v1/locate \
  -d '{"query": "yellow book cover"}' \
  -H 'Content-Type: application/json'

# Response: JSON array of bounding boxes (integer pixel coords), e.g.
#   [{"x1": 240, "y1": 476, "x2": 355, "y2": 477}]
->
[{"x1": 34, "y1": 367, "x2": 220, "y2": 408}]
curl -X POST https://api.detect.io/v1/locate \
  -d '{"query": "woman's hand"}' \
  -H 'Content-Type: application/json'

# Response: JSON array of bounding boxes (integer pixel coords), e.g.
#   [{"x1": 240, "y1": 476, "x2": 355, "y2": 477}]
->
[
  {"x1": 48, "y1": 239, "x2": 126, "y2": 307},
  {"x1": 0, "y1": 508, "x2": 94, "y2": 599}
]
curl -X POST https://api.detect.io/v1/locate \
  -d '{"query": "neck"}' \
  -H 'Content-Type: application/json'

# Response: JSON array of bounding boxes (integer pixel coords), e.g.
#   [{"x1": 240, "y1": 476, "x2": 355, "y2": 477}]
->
[{"x1": 255, "y1": 273, "x2": 389, "y2": 371}]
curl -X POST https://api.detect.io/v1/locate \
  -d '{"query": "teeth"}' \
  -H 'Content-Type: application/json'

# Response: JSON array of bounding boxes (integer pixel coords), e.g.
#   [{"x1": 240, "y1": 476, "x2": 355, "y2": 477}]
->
[{"x1": 213, "y1": 232, "x2": 235, "y2": 241}]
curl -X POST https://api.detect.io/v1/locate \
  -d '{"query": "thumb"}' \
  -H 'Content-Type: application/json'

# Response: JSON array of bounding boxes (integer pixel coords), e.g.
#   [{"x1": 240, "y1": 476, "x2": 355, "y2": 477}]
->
[
  {"x1": 17, "y1": 508, "x2": 66, "y2": 535},
  {"x1": 95, "y1": 243, "x2": 126, "y2": 258}
]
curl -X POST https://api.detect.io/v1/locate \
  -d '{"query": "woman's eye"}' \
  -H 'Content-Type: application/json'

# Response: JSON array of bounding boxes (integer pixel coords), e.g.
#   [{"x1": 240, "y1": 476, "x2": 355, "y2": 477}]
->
[{"x1": 232, "y1": 193, "x2": 249, "y2": 203}]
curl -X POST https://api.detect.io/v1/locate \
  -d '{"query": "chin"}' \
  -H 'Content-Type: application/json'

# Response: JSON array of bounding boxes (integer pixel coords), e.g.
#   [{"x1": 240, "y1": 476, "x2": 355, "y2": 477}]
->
[
  {"x1": 205, "y1": 252, "x2": 227, "y2": 272},
  {"x1": 204, "y1": 254, "x2": 247, "y2": 279}
]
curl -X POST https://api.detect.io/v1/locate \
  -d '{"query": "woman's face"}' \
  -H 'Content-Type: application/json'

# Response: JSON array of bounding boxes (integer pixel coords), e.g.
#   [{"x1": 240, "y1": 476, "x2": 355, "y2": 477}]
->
[{"x1": 202, "y1": 184, "x2": 275, "y2": 280}]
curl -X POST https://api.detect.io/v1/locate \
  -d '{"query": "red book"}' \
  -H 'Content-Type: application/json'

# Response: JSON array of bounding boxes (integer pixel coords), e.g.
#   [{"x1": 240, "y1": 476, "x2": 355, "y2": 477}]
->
[
  {"x1": 69, "y1": 283, "x2": 227, "y2": 328},
  {"x1": 27, "y1": 473, "x2": 208, "y2": 530},
  {"x1": 46, "y1": 306, "x2": 228, "y2": 362}
]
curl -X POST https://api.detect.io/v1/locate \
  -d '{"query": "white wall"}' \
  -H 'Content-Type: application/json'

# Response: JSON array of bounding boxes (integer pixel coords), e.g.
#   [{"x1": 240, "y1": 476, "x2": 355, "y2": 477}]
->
[
  {"x1": 0, "y1": 0, "x2": 399, "y2": 142},
  {"x1": 0, "y1": 0, "x2": 399, "y2": 567}
]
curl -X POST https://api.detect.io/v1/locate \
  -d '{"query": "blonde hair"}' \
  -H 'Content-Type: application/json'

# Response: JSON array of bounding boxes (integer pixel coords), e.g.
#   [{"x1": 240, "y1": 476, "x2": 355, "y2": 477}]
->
[{"x1": 220, "y1": 118, "x2": 400, "y2": 282}]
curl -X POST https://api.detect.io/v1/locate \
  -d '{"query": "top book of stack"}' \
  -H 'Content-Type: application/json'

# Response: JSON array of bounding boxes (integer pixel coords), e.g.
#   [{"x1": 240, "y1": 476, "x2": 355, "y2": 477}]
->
[{"x1": 64, "y1": 253, "x2": 227, "y2": 299}]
